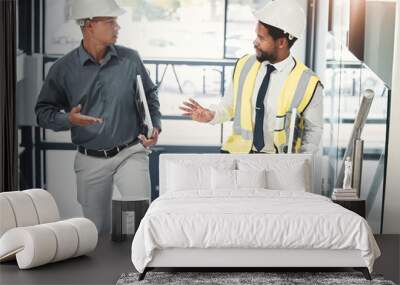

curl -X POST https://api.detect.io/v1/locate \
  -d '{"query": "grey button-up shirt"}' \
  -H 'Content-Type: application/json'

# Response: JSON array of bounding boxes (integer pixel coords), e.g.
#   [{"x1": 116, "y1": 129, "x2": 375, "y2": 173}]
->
[{"x1": 35, "y1": 44, "x2": 161, "y2": 150}]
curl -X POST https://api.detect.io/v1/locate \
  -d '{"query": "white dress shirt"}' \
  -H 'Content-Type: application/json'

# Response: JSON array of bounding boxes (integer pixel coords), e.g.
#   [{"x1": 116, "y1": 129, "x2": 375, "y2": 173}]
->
[{"x1": 209, "y1": 55, "x2": 323, "y2": 153}]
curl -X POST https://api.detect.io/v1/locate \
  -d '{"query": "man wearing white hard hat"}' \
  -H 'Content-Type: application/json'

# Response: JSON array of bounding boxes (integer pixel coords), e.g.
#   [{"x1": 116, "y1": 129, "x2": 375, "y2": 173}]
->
[
  {"x1": 35, "y1": 0, "x2": 161, "y2": 234},
  {"x1": 181, "y1": 0, "x2": 323, "y2": 154}
]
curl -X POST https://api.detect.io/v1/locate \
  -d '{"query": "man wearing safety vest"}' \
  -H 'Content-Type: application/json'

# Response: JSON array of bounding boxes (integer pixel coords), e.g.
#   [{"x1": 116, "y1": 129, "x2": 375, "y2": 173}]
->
[{"x1": 180, "y1": 0, "x2": 323, "y2": 154}]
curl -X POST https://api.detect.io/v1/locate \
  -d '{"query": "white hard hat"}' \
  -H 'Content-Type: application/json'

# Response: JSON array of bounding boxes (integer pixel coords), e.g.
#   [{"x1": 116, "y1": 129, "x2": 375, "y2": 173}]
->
[
  {"x1": 70, "y1": 0, "x2": 126, "y2": 20},
  {"x1": 254, "y1": 0, "x2": 306, "y2": 40}
]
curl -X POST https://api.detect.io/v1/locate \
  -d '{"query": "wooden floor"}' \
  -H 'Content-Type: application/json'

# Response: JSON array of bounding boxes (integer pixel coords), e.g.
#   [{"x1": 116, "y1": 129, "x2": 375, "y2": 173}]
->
[{"x1": 0, "y1": 235, "x2": 398, "y2": 285}]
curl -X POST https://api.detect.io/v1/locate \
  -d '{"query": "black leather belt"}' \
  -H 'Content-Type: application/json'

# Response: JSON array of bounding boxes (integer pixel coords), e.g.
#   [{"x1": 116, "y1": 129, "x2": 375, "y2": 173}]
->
[{"x1": 78, "y1": 139, "x2": 139, "y2": 158}]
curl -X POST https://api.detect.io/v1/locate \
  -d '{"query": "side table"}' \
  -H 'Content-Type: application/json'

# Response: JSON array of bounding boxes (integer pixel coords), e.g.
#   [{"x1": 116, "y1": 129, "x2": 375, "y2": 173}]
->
[{"x1": 332, "y1": 199, "x2": 366, "y2": 218}]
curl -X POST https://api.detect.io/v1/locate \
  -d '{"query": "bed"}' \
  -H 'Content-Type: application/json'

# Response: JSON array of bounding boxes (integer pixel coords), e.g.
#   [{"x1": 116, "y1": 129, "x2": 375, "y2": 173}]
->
[{"x1": 131, "y1": 154, "x2": 380, "y2": 280}]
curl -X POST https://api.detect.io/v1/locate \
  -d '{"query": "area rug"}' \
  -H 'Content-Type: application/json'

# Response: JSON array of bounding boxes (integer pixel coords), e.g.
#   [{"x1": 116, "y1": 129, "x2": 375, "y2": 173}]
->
[{"x1": 116, "y1": 271, "x2": 396, "y2": 285}]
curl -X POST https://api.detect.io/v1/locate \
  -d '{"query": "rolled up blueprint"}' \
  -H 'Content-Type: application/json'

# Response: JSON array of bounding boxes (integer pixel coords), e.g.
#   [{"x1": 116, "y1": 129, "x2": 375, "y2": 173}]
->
[{"x1": 335, "y1": 89, "x2": 374, "y2": 188}]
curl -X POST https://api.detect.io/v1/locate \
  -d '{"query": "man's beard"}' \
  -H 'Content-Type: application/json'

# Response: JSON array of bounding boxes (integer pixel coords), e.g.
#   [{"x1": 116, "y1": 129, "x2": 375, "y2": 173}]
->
[{"x1": 255, "y1": 48, "x2": 276, "y2": 63}]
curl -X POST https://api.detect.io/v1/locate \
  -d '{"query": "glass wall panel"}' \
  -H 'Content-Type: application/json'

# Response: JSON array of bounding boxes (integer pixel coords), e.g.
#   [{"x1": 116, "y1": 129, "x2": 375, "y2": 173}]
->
[
  {"x1": 45, "y1": 0, "x2": 225, "y2": 58},
  {"x1": 44, "y1": 130, "x2": 71, "y2": 143},
  {"x1": 118, "y1": 0, "x2": 225, "y2": 58},
  {"x1": 156, "y1": 65, "x2": 226, "y2": 115},
  {"x1": 45, "y1": 0, "x2": 81, "y2": 54},
  {"x1": 322, "y1": 1, "x2": 391, "y2": 233},
  {"x1": 157, "y1": 120, "x2": 222, "y2": 145}
]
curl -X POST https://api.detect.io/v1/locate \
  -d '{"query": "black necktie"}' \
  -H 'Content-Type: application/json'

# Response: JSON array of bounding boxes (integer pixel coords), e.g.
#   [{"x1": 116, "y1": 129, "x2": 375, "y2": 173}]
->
[{"x1": 253, "y1": 64, "x2": 276, "y2": 152}]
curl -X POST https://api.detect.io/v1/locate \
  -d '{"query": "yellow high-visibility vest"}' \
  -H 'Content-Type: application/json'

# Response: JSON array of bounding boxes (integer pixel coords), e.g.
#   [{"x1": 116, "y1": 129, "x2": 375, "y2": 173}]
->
[{"x1": 222, "y1": 54, "x2": 321, "y2": 154}]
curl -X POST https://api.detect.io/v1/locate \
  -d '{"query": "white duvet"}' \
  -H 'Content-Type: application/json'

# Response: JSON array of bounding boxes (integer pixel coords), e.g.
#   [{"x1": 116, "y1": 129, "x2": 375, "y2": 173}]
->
[{"x1": 131, "y1": 190, "x2": 380, "y2": 273}]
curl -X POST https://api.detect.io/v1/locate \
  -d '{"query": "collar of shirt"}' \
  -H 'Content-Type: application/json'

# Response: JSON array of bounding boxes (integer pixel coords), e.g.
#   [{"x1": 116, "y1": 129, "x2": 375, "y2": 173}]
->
[
  {"x1": 262, "y1": 54, "x2": 295, "y2": 73},
  {"x1": 78, "y1": 42, "x2": 119, "y2": 66}
]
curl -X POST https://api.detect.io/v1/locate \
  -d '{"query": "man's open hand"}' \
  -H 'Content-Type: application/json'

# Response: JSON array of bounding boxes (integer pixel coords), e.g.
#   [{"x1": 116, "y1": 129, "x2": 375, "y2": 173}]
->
[
  {"x1": 179, "y1": 98, "x2": 215, "y2": 123},
  {"x1": 68, "y1": 105, "x2": 103, "y2": 126}
]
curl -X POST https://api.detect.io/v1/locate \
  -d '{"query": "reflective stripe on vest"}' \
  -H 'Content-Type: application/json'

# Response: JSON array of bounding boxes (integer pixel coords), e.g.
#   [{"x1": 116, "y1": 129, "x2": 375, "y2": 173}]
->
[
  {"x1": 232, "y1": 55, "x2": 260, "y2": 141},
  {"x1": 222, "y1": 55, "x2": 320, "y2": 154}
]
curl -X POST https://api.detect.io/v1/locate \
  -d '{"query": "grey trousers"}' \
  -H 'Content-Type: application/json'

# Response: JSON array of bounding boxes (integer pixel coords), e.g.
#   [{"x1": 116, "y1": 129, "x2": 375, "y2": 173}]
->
[{"x1": 74, "y1": 143, "x2": 151, "y2": 234}]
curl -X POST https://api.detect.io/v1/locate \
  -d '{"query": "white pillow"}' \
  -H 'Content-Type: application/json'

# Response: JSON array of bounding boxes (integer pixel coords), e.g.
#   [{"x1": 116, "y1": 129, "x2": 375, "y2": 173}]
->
[
  {"x1": 167, "y1": 163, "x2": 209, "y2": 191},
  {"x1": 237, "y1": 158, "x2": 310, "y2": 191},
  {"x1": 167, "y1": 160, "x2": 236, "y2": 191},
  {"x1": 266, "y1": 168, "x2": 307, "y2": 191},
  {"x1": 211, "y1": 168, "x2": 268, "y2": 190},
  {"x1": 236, "y1": 169, "x2": 267, "y2": 189},
  {"x1": 211, "y1": 168, "x2": 236, "y2": 190}
]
